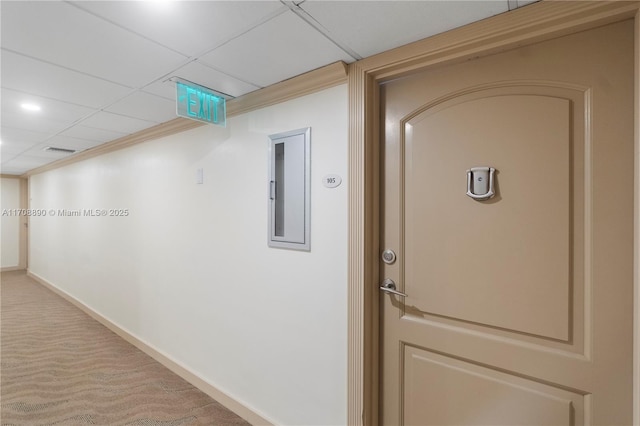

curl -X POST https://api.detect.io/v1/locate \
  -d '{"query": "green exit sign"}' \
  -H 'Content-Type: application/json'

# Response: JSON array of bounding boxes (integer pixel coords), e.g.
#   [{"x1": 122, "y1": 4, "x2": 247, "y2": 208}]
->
[{"x1": 175, "y1": 79, "x2": 226, "y2": 127}]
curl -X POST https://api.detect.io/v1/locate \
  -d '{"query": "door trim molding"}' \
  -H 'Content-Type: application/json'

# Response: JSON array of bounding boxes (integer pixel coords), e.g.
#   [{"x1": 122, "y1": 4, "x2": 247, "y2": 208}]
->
[
  {"x1": 347, "y1": 1, "x2": 640, "y2": 424},
  {"x1": 0, "y1": 175, "x2": 28, "y2": 270}
]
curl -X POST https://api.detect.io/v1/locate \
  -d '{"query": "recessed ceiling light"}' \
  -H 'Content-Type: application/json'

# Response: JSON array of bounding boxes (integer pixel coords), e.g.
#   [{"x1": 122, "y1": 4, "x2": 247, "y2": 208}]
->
[
  {"x1": 145, "y1": 0, "x2": 173, "y2": 11},
  {"x1": 21, "y1": 103, "x2": 41, "y2": 112}
]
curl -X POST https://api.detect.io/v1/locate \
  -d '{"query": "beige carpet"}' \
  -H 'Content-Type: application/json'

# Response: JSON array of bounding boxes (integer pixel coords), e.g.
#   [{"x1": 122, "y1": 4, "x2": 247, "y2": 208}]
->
[{"x1": 1, "y1": 271, "x2": 250, "y2": 425}]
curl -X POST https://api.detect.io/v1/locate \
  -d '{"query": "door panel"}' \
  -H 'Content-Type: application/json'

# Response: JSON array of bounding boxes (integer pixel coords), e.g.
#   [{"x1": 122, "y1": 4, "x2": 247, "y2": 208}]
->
[
  {"x1": 381, "y1": 21, "x2": 634, "y2": 425},
  {"x1": 403, "y1": 345, "x2": 585, "y2": 426},
  {"x1": 405, "y1": 89, "x2": 576, "y2": 341}
]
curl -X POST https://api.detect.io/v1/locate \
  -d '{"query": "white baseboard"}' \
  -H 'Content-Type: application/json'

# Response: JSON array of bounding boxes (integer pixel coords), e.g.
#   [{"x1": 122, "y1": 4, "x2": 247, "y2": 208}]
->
[
  {"x1": 27, "y1": 270, "x2": 274, "y2": 426},
  {"x1": 2, "y1": 266, "x2": 25, "y2": 272}
]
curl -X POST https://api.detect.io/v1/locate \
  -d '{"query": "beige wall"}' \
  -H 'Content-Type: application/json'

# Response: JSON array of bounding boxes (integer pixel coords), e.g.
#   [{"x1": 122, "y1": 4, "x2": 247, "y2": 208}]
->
[{"x1": 28, "y1": 85, "x2": 348, "y2": 425}]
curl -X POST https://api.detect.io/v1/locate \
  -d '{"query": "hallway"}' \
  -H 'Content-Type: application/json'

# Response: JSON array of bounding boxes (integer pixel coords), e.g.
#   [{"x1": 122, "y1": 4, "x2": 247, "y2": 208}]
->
[
  {"x1": 1, "y1": 271, "x2": 249, "y2": 425},
  {"x1": 1, "y1": 2, "x2": 639, "y2": 424}
]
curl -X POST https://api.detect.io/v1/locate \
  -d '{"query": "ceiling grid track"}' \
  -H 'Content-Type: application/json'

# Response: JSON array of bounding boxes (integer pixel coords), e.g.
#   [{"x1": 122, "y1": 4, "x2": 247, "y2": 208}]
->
[{"x1": 1, "y1": 0, "x2": 526, "y2": 174}]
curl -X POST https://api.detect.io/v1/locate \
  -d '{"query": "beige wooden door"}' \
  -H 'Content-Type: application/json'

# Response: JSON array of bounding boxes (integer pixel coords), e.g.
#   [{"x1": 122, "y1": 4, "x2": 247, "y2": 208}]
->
[{"x1": 380, "y1": 20, "x2": 634, "y2": 426}]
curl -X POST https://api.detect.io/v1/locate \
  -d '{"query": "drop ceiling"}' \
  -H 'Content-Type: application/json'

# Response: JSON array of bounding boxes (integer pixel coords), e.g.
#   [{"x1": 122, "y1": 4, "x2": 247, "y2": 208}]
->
[{"x1": 1, "y1": 0, "x2": 535, "y2": 176}]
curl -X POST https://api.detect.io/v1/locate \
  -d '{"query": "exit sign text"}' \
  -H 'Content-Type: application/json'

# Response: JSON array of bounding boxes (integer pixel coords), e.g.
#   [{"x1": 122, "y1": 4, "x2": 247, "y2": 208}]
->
[{"x1": 176, "y1": 79, "x2": 226, "y2": 127}]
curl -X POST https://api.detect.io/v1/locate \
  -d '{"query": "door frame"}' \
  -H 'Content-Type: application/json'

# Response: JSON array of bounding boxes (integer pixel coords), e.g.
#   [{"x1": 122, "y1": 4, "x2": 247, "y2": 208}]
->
[
  {"x1": 346, "y1": 2, "x2": 640, "y2": 425},
  {"x1": 0, "y1": 174, "x2": 29, "y2": 271}
]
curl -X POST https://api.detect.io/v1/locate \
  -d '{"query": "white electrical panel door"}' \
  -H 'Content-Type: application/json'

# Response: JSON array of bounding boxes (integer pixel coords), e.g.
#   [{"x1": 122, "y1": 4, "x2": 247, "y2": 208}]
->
[{"x1": 268, "y1": 128, "x2": 310, "y2": 250}]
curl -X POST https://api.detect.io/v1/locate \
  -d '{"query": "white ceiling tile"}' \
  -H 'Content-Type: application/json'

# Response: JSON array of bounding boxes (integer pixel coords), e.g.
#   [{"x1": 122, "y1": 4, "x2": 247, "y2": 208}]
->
[
  {"x1": 105, "y1": 91, "x2": 177, "y2": 124},
  {"x1": 300, "y1": 1, "x2": 509, "y2": 58},
  {"x1": 1, "y1": 112, "x2": 71, "y2": 136},
  {"x1": 1, "y1": 1, "x2": 188, "y2": 87},
  {"x1": 1, "y1": 150, "x2": 22, "y2": 163},
  {"x1": 1, "y1": 127, "x2": 51, "y2": 145},
  {"x1": 0, "y1": 166, "x2": 28, "y2": 175},
  {"x1": 1, "y1": 50, "x2": 132, "y2": 108},
  {"x1": 79, "y1": 111, "x2": 157, "y2": 135},
  {"x1": 1, "y1": 91, "x2": 87, "y2": 137},
  {"x1": 1, "y1": 139, "x2": 42, "y2": 159},
  {"x1": 1, "y1": 155, "x2": 58, "y2": 170},
  {"x1": 199, "y1": 11, "x2": 354, "y2": 87},
  {"x1": 60, "y1": 125, "x2": 127, "y2": 143},
  {"x1": 141, "y1": 80, "x2": 175, "y2": 102},
  {"x1": 2, "y1": 88, "x2": 94, "y2": 124},
  {"x1": 144, "y1": 61, "x2": 261, "y2": 101},
  {"x1": 73, "y1": 1, "x2": 286, "y2": 57}
]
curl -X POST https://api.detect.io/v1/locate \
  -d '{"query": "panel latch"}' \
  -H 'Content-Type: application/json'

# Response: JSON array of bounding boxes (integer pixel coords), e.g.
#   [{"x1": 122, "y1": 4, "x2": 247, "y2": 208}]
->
[{"x1": 466, "y1": 167, "x2": 496, "y2": 201}]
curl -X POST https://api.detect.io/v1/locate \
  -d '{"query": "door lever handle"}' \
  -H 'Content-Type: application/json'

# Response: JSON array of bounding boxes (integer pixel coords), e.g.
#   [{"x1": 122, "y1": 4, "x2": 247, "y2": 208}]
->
[{"x1": 380, "y1": 279, "x2": 407, "y2": 297}]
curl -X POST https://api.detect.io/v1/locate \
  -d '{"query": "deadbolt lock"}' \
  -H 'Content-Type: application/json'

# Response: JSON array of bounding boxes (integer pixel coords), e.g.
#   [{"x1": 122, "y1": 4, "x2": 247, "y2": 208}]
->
[{"x1": 382, "y1": 249, "x2": 396, "y2": 264}]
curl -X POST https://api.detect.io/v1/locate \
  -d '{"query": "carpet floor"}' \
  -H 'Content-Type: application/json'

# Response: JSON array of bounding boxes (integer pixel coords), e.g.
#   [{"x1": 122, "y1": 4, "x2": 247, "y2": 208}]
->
[{"x1": 1, "y1": 271, "x2": 250, "y2": 426}]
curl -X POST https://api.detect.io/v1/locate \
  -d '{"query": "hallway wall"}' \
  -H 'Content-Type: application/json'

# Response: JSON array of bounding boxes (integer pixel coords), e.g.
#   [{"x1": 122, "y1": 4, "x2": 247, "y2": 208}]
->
[
  {"x1": 28, "y1": 84, "x2": 348, "y2": 425},
  {"x1": 1, "y1": 177, "x2": 21, "y2": 269}
]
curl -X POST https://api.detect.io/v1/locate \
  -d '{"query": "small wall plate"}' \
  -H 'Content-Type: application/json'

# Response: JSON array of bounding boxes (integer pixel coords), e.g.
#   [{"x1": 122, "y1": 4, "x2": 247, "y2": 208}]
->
[{"x1": 323, "y1": 174, "x2": 342, "y2": 188}]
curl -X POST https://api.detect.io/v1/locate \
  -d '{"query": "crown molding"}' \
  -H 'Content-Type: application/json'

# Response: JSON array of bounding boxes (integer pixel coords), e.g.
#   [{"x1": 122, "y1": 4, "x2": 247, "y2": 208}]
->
[
  {"x1": 228, "y1": 61, "x2": 348, "y2": 116},
  {"x1": 22, "y1": 61, "x2": 348, "y2": 178}
]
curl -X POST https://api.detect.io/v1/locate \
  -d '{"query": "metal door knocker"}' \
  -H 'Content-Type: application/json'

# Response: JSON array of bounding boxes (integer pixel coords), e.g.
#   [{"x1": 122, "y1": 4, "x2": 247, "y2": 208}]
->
[{"x1": 466, "y1": 167, "x2": 496, "y2": 201}]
